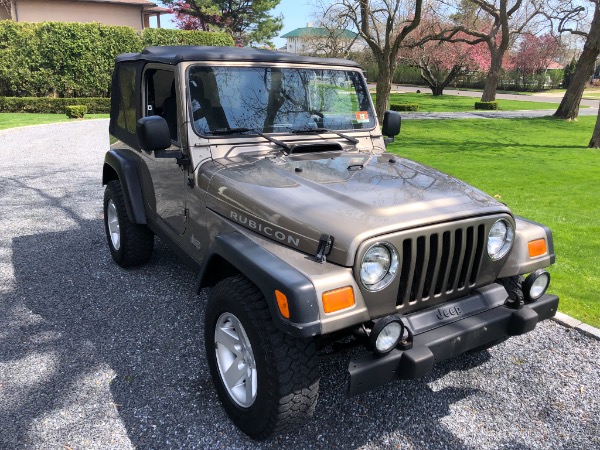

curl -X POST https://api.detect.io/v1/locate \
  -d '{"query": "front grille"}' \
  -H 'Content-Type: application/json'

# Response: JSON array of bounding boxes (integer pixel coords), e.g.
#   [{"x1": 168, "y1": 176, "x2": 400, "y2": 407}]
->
[{"x1": 396, "y1": 224, "x2": 486, "y2": 309}]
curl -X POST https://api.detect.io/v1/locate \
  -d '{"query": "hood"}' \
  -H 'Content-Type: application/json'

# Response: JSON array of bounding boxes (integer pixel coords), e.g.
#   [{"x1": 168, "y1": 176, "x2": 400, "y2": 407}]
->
[{"x1": 206, "y1": 151, "x2": 511, "y2": 266}]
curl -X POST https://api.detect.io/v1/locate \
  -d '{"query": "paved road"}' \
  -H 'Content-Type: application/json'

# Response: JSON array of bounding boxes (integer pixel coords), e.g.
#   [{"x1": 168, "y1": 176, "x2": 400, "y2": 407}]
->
[
  {"x1": 1, "y1": 121, "x2": 599, "y2": 449},
  {"x1": 369, "y1": 84, "x2": 600, "y2": 108},
  {"x1": 400, "y1": 108, "x2": 599, "y2": 120}
]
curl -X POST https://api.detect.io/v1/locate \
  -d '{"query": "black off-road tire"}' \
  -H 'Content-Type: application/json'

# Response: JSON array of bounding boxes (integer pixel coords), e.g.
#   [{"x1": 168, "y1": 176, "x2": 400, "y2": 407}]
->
[
  {"x1": 103, "y1": 180, "x2": 154, "y2": 267},
  {"x1": 498, "y1": 275, "x2": 525, "y2": 302},
  {"x1": 205, "y1": 275, "x2": 320, "y2": 439}
]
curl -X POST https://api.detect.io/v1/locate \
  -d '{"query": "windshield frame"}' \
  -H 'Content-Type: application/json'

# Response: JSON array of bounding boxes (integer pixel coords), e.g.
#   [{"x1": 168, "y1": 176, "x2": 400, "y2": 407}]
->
[{"x1": 184, "y1": 62, "x2": 376, "y2": 139}]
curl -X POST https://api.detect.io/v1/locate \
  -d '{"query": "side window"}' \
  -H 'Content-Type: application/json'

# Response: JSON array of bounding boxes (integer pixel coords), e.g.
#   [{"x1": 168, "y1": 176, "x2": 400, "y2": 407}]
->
[
  {"x1": 145, "y1": 69, "x2": 178, "y2": 142},
  {"x1": 117, "y1": 64, "x2": 137, "y2": 135}
]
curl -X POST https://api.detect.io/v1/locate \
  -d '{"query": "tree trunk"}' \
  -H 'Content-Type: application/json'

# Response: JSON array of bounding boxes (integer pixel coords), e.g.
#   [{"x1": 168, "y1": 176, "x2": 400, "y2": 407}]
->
[
  {"x1": 431, "y1": 86, "x2": 444, "y2": 96},
  {"x1": 375, "y1": 61, "x2": 392, "y2": 123},
  {"x1": 589, "y1": 106, "x2": 600, "y2": 147},
  {"x1": 481, "y1": 53, "x2": 503, "y2": 102},
  {"x1": 554, "y1": 49, "x2": 596, "y2": 119},
  {"x1": 555, "y1": 5, "x2": 600, "y2": 120}
]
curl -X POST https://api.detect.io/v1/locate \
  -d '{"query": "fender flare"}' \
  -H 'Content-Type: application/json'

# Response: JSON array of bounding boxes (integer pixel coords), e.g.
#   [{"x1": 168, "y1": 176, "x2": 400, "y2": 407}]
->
[
  {"x1": 102, "y1": 149, "x2": 147, "y2": 224},
  {"x1": 195, "y1": 232, "x2": 321, "y2": 338}
]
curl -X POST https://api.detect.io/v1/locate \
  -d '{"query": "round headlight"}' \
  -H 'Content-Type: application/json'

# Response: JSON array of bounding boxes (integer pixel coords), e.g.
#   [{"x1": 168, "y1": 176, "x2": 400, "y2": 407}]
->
[
  {"x1": 360, "y1": 243, "x2": 399, "y2": 291},
  {"x1": 487, "y1": 219, "x2": 514, "y2": 260}
]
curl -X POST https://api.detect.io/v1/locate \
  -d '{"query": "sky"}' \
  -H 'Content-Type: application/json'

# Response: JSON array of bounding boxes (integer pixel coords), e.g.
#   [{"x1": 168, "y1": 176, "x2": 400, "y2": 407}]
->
[{"x1": 156, "y1": 0, "x2": 313, "y2": 49}]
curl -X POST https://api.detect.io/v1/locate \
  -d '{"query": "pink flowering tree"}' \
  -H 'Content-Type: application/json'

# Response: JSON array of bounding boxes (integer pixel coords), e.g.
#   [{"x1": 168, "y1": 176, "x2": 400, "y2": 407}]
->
[
  {"x1": 401, "y1": 26, "x2": 490, "y2": 95},
  {"x1": 512, "y1": 34, "x2": 561, "y2": 77},
  {"x1": 435, "y1": 1, "x2": 551, "y2": 102}
]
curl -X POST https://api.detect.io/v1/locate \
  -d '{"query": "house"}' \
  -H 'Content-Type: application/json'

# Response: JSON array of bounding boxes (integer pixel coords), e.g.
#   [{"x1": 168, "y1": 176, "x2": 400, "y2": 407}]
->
[
  {"x1": 0, "y1": 0, "x2": 168, "y2": 30},
  {"x1": 281, "y1": 24, "x2": 364, "y2": 55}
]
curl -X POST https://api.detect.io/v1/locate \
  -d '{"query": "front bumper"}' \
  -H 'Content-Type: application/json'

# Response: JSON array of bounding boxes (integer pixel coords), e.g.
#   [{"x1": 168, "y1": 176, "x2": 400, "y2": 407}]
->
[{"x1": 348, "y1": 290, "x2": 559, "y2": 396}]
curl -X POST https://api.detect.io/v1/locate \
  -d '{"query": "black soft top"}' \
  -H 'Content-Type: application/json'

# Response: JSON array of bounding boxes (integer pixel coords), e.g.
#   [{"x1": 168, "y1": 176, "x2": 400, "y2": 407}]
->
[{"x1": 115, "y1": 46, "x2": 362, "y2": 68}]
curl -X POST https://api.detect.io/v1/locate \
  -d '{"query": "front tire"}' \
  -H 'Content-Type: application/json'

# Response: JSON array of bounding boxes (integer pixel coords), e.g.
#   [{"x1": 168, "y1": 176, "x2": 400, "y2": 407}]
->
[
  {"x1": 103, "y1": 180, "x2": 154, "y2": 267},
  {"x1": 205, "y1": 275, "x2": 320, "y2": 439}
]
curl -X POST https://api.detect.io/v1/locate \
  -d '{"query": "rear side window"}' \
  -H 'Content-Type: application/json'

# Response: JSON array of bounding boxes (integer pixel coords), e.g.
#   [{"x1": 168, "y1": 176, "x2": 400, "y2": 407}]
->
[
  {"x1": 109, "y1": 60, "x2": 144, "y2": 149},
  {"x1": 117, "y1": 64, "x2": 137, "y2": 135}
]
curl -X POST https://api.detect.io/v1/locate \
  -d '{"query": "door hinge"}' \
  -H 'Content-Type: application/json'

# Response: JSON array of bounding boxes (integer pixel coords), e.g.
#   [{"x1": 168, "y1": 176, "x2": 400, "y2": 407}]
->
[{"x1": 177, "y1": 155, "x2": 190, "y2": 168}]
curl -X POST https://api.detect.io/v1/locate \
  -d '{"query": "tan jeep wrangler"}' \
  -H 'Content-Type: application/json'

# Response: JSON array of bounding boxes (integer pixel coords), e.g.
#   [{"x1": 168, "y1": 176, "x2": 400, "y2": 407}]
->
[{"x1": 102, "y1": 46, "x2": 558, "y2": 439}]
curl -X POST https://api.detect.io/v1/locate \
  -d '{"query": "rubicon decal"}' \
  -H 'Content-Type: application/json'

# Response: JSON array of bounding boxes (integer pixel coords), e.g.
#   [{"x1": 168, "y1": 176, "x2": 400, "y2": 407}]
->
[{"x1": 230, "y1": 211, "x2": 301, "y2": 247}]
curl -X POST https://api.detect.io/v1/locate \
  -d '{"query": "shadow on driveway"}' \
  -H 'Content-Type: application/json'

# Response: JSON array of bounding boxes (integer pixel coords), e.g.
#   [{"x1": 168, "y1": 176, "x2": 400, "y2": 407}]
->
[{"x1": 3, "y1": 215, "x2": 494, "y2": 449}]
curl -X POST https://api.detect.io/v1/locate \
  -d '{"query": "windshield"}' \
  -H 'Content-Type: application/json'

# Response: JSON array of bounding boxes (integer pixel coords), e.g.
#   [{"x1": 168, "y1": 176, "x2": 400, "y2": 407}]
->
[{"x1": 188, "y1": 66, "x2": 375, "y2": 135}]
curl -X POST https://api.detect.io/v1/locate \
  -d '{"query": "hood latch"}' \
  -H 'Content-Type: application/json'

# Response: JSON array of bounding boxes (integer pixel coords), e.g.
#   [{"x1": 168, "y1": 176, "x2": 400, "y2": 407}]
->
[{"x1": 315, "y1": 234, "x2": 334, "y2": 264}]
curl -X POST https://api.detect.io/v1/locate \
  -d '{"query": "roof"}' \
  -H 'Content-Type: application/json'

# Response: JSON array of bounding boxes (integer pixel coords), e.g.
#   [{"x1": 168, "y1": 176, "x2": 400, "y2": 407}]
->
[
  {"x1": 281, "y1": 27, "x2": 357, "y2": 40},
  {"x1": 65, "y1": 0, "x2": 168, "y2": 10},
  {"x1": 74, "y1": 0, "x2": 159, "y2": 5},
  {"x1": 116, "y1": 46, "x2": 362, "y2": 68},
  {"x1": 546, "y1": 61, "x2": 564, "y2": 70}
]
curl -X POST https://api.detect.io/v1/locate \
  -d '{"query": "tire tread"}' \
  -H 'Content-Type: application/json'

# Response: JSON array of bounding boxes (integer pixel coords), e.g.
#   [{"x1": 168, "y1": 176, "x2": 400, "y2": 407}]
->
[
  {"x1": 208, "y1": 275, "x2": 320, "y2": 439},
  {"x1": 104, "y1": 180, "x2": 153, "y2": 267}
]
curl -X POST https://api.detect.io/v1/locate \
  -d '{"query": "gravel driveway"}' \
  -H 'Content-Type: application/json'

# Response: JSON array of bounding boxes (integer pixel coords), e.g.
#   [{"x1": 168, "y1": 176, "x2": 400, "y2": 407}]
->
[{"x1": 0, "y1": 120, "x2": 599, "y2": 449}]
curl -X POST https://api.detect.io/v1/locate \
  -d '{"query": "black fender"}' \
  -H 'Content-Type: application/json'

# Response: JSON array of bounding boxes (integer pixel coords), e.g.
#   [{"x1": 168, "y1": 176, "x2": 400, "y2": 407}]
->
[
  {"x1": 102, "y1": 149, "x2": 147, "y2": 224},
  {"x1": 195, "y1": 232, "x2": 321, "y2": 338}
]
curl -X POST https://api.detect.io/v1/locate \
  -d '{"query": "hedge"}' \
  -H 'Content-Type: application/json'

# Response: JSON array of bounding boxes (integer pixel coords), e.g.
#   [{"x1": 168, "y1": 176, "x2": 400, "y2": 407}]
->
[
  {"x1": 474, "y1": 101, "x2": 499, "y2": 110},
  {"x1": 142, "y1": 28, "x2": 234, "y2": 47},
  {"x1": 0, "y1": 21, "x2": 234, "y2": 98},
  {"x1": 390, "y1": 103, "x2": 419, "y2": 112},
  {"x1": 65, "y1": 105, "x2": 87, "y2": 118},
  {"x1": 0, "y1": 97, "x2": 111, "y2": 113}
]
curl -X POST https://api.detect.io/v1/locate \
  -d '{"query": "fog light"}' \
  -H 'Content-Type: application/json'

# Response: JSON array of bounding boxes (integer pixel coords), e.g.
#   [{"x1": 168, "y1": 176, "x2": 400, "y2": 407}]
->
[
  {"x1": 370, "y1": 316, "x2": 404, "y2": 355},
  {"x1": 523, "y1": 269, "x2": 550, "y2": 302}
]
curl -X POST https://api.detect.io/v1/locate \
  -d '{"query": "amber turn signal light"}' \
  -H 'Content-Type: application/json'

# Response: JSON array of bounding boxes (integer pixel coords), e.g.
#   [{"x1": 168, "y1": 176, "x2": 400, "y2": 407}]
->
[
  {"x1": 275, "y1": 290, "x2": 290, "y2": 319},
  {"x1": 322, "y1": 286, "x2": 355, "y2": 313},
  {"x1": 528, "y1": 239, "x2": 547, "y2": 258}
]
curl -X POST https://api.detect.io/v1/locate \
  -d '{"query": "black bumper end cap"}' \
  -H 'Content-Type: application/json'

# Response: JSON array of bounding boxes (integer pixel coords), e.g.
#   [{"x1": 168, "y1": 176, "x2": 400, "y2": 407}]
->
[
  {"x1": 508, "y1": 305, "x2": 539, "y2": 335},
  {"x1": 397, "y1": 346, "x2": 434, "y2": 380}
]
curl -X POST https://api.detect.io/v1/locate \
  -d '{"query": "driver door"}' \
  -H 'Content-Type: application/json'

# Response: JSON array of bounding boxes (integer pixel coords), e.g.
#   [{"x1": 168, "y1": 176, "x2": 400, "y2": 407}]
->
[{"x1": 141, "y1": 66, "x2": 187, "y2": 235}]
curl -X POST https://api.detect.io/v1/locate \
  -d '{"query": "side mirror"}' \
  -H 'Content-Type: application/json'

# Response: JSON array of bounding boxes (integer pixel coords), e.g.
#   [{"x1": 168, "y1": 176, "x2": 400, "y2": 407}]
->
[
  {"x1": 137, "y1": 116, "x2": 172, "y2": 151},
  {"x1": 382, "y1": 110, "x2": 401, "y2": 138}
]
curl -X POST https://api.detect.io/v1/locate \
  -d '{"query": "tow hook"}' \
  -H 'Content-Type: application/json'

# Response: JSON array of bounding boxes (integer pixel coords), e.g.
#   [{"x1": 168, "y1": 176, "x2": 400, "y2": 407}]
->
[{"x1": 505, "y1": 285, "x2": 524, "y2": 310}]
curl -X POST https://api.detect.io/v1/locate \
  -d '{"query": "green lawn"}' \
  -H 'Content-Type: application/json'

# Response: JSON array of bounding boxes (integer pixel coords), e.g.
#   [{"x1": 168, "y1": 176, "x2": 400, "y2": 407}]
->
[
  {"x1": 386, "y1": 93, "x2": 561, "y2": 112},
  {"x1": 389, "y1": 116, "x2": 600, "y2": 328},
  {"x1": 0, "y1": 113, "x2": 109, "y2": 130}
]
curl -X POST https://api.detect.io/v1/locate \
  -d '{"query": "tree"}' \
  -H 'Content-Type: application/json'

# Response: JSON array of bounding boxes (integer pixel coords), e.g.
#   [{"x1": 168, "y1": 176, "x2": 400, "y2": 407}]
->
[
  {"x1": 328, "y1": 0, "x2": 424, "y2": 122},
  {"x1": 512, "y1": 33, "x2": 560, "y2": 77},
  {"x1": 438, "y1": 0, "x2": 549, "y2": 102},
  {"x1": 299, "y1": 20, "x2": 360, "y2": 58},
  {"x1": 163, "y1": 0, "x2": 283, "y2": 47},
  {"x1": 589, "y1": 106, "x2": 600, "y2": 147},
  {"x1": 562, "y1": 57, "x2": 578, "y2": 88},
  {"x1": 401, "y1": 22, "x2": 489, "y2": 96},
  {"x1": 551, "y1": 1, "x2": 600, "y2": 120}
]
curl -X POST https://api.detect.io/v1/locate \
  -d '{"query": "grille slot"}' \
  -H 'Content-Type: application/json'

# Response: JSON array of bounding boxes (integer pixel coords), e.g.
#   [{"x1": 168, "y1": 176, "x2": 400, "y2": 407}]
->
[{"x1": 396, "y1": 224, "x2": 486, "y2": 308}]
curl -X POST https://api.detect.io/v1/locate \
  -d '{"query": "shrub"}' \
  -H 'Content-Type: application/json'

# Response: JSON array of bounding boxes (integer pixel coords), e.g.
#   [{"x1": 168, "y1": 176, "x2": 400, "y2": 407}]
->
[
  {"x1": 390, "y1": 103, "x2": 419, "y2": 112},
  {"x1": 142, "y1": 28, "x2": 233, "y2": 47},
  {"x1": 65, "y1": 105, "x2": 87, "y2": 118},
  {"x1": 0, "y1": 97, "x2": 111, "y2": 113},
  {"x1": 474, "y1": 101, "x2": 498, "y2": 110},
  {"x1": 0, "y1": 21, "x2": 234, "y2": 98}
]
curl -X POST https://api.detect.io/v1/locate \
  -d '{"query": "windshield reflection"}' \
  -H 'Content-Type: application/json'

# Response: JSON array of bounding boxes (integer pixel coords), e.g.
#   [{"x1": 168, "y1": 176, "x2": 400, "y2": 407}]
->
[{"x1": 188, "y1": 66, "x2": 375, "y2": 135}]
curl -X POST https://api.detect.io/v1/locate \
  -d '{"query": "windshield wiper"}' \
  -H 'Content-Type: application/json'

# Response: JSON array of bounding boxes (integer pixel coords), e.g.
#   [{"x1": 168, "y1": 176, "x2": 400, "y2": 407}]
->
[
  {"x1": 207, "y1": 127, "x2": 291, "y2": 154},
  {"x1": 291, "y1": 127, "x2": 359, "y2": 145}
]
